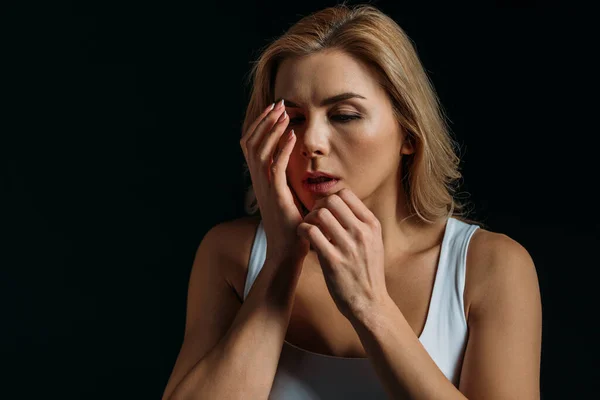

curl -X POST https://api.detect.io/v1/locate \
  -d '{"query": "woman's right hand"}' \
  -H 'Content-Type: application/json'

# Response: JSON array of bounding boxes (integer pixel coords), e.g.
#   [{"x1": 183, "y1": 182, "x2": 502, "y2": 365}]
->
[{"x1": 240, "y1": 100, "x2": 310, "y2": 264}]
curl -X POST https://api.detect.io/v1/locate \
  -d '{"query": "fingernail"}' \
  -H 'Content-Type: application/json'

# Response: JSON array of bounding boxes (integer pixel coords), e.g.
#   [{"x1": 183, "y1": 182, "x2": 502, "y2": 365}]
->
[
  {"x1": 277, "y1": 110, "x2": 287, "y2": 123},
  {"x1": 266, "y1": 103, "x2": 275, "y2": 112},
  {"x1": 275, "y1": 99, "x2": 285, "y2": 110}
]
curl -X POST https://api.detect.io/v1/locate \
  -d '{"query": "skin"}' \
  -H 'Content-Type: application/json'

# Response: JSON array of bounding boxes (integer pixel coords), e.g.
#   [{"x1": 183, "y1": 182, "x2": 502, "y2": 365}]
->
[
  {"x1": 271, "y1": 49, "x2": 541, "y2": 398},
  {"x1": 274, "y1": 49, "x2": 445, "y2": 266},
  {"x1": 160, "y1": 49, "x2": 541, "y2": 400}
]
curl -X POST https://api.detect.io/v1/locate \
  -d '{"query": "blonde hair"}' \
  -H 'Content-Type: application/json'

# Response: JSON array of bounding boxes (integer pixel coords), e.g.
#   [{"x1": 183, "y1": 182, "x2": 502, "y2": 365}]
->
[{"x1": 241, "y1": 3, "x2": 484, "y2": 228}]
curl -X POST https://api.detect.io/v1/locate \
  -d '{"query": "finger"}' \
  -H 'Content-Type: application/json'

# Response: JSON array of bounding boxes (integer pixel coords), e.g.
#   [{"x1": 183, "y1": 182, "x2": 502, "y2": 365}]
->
[
  {"x1": 272, "y1": 129, "x2": 296, "y2": 192},
  {"x1": 297, "y1": 222, "x2": 337, "y2": 260},
  {"x1": 311, "y1": 194, "x2": 356, "y2": 231},
  {"x1": 246, "y1": 101, "x2": 286, "y2": 156},
  {"x1": 271, "y1": 122, "x2": 292, "y2": 162},
  {"x1": 259, "y1": 109, "x2": 288, "y2": 165},
  {"x1": 240, "y1": 103, "x2": 274, "y2": 158},
  {"x1": 241, "y1": 102, "x2": 274, "y2": 142},
  {"x1": 304, "y1": 206, "x2": 352, "y2": 249},
  {"x1": 335, "y1": 188, "x2": 378, "y2": 226}
]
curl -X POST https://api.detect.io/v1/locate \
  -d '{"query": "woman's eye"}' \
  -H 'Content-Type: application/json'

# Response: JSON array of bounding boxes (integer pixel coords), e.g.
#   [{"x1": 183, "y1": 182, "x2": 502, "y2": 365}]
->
[
  {"x1": 288, "y1": 114, "x2": 360, "y2": 124},
  {"x1": 332, "y1": 114, "x2": 361, "y2": 122}
]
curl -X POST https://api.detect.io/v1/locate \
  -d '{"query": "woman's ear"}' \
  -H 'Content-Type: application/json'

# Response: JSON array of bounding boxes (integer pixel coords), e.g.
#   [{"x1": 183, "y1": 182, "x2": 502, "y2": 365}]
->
[{"x1": 400, "y1": 133, "x2": 415, "y2": 156}]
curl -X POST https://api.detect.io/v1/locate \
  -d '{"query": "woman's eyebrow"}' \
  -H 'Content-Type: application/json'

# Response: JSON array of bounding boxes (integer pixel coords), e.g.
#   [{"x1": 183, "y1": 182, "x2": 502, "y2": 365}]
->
[{"x1": 276, "y1": 92, "x2": 367, "y2": 108}]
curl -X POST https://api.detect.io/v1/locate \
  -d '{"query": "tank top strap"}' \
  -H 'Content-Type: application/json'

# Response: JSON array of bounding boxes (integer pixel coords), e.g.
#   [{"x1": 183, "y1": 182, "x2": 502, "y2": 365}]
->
[
  {"x1": 418, "y1": 217, "x2": 480, "y2": 385},
  {"x1": 243, "y1": 219, "x2": 267, "y2": 300}
]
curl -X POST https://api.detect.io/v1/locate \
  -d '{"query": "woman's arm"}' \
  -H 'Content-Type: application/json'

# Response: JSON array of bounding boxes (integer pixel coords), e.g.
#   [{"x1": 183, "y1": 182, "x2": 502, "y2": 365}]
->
[
  {"x1": 458, "y1": 233, "x2": 542, "y2": 399},
  {"x1": 163, "y1": 222, "x2": 308, "y2": 400},
  {"x1": 347, "y1": 232, "x2": 542, "y2": 399}
]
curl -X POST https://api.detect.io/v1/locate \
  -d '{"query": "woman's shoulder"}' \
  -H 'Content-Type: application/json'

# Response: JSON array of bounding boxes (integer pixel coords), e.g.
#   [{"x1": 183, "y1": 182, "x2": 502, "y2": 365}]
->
[
  {"x1": 466, "y1": 227, "x2": 534, "y2": 279},
  {"x1": 207, "y1": 215, "x2": 262, "y2": 300},
  {"x1": 464, "y1": 226, "x2": 538, "y2": 320}
]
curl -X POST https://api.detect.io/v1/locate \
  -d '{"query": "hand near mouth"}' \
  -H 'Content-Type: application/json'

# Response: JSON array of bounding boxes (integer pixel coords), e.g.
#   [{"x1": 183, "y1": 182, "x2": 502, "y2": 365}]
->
[{"x1": 296, "y1": 187, "x2": 388, "y2": 321}]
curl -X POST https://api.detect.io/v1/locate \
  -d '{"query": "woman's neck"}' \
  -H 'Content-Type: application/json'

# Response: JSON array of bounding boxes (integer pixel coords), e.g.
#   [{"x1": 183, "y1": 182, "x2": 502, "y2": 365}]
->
[{"x1": 363, "y1": 184, "x2": 447, "y2": 265}]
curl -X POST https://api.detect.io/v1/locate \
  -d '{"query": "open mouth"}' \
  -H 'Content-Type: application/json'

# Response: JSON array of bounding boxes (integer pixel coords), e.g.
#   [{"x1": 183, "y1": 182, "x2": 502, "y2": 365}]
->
[
  {"x1": 306, "y1": 176, "x2": 335, "y2": 184},
  {"x1": 302, "y1": 176, "x2": 340, "y2": 194}
]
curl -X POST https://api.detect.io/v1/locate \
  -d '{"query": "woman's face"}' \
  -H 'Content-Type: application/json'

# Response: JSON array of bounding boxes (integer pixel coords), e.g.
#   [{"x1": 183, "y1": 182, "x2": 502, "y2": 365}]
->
[{"x1": 274, "y1": 49, "x2": 414, "y2": 212}]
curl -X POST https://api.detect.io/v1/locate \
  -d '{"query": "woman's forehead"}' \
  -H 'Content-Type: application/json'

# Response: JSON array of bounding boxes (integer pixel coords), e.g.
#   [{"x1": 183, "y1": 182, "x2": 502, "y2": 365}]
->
[{"x1": 274, "y1": 51, "x2": 382, "y2": 103}]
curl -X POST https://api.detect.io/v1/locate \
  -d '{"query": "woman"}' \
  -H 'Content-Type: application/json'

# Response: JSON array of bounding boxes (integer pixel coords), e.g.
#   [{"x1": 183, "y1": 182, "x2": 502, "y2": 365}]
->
[{"x1": 162, "y1": 4, "x2": 542, "y2": 399}]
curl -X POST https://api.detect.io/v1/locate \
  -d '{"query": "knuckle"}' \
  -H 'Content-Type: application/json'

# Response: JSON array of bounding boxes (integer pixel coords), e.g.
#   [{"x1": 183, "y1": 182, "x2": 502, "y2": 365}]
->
[
  {"x1": 329, "y1": 254, "x2": 342, "y2": 268},
  {"x1": 244, "y1": 138, "x2": 256, "y2": 152},
  {"x1": 257, "y1": 149, "x2": 270, "y2": 164},
  {"x1": 327, "y1": 195, "x2": 340, "y2": 206},
  {"x1": 307, "y1": 225, "x2": 319, "y2": 236},
  {"x1": 371, "y1": 217, "x2": 381, "y2": 230},
  {"x1": 356, "y1": 227, "x2": 368, "y2": 241},
  {"x1": 369, "y1": 215, "x2": 381, "y2": 230},
  {"x1": 316, "y1": 208, "x2": 329, "y2": 220}
]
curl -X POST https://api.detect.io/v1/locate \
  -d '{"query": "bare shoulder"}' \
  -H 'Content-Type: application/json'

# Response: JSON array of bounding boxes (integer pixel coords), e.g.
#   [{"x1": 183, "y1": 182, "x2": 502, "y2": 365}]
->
[
  {"x1": 208, "y1": 215, "x2": 262, "y2": 301},
  {"x1": 459, "y1": 227, "x2": 542, "y2": 397},
  {"x1": 464, "y1": 227, "x2": 540, "y2": 321}
]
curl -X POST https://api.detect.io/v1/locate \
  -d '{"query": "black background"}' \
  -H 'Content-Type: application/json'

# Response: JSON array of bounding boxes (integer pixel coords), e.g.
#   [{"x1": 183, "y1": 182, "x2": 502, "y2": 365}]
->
[{"x1": 3, "y1": 1, "x2": 597, "y2": 398}]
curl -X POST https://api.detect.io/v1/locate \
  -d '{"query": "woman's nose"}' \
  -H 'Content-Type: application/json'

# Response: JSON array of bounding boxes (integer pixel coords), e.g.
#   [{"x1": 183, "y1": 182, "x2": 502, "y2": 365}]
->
[{"x1": 298, "y1": 122, "x2": 330, "y2": 158}]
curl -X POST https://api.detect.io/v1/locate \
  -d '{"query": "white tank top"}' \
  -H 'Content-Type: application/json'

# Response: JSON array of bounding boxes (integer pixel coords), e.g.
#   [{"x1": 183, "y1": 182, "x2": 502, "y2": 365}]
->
[{"x1": 243, "y1": 217, "x2": 479, "y2": 399}]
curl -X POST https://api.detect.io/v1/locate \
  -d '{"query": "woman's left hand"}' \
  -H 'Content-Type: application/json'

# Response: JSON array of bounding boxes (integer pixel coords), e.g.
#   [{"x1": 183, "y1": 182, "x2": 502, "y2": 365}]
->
[{"x1": 296, "y1": 188, "x2": 390, "y2": 322}]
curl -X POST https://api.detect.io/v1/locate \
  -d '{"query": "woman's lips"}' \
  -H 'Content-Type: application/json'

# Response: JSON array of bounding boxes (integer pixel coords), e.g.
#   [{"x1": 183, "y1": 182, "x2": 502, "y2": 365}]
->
[{"x1": 302, "y1": 178, "x2": 340, "y2": 194}]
